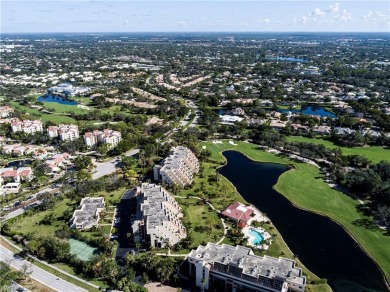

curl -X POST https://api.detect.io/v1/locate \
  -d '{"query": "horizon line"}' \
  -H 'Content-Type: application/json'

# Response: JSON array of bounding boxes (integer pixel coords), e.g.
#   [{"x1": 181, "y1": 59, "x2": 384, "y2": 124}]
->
[{"x1": 1, "y1": 31, "x2": 389, "y2": 34}]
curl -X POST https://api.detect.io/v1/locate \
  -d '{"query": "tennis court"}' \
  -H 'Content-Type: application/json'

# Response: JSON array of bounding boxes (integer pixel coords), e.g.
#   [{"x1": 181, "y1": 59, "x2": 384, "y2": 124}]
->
[{"x1": 69, "y1": 238, "x2": 98, "y2": 261}]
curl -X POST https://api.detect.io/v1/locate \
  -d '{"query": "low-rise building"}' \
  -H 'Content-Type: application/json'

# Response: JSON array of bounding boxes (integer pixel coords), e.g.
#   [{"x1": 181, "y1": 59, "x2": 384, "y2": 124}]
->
[
  {"x1": 312, "y1": 126, "x2": 331, "y2": 135},
  {"x1": 48, "y1": 124, "x2": 79, "y2": 141},
  {"x1": 0, "y1": 167, "x2": 33, "y2": 183},
  {"x1": 222, "y1": 202, "x2": 254, "y2": 227},
  {"x1": 153, "y1": 146, "x2": 199, "y2": 187},
  {"x1": 0, "y1": 106, "x2": 14, "y2": 118},
  {"x1": 69, "y1": 197, "x2": 105, "y2": 230},
  {"x1": 45, "y1": 153, "x2": 71, "y2": 174},
  {"x1": 219, "y1": 115, "x2": 244, "y2": 125},
  {"x1": 188, "y1": 243, "x2": 306, "y2": 292},
  {"x1": 83, "y1": 129, "x2": 122, "y2": 148},
  {"x1": 131, "y1": 183, "x2": 186, "y2": 248},
  {"x1": 11, "y1": 119, "x2": 43, "y2": 134}
]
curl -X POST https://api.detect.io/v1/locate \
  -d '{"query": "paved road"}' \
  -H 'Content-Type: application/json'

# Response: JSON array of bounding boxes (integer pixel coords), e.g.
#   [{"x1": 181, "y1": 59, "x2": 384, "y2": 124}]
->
[
  {"x1": 3, "y1": 185, "x2": 59, "y2": 221},
  {"x1": 92, "y1": 149, "x2": 139, "y2": 180},
  {"x1": 0, "y1": 245, "x2": 87, "y2": 292}
]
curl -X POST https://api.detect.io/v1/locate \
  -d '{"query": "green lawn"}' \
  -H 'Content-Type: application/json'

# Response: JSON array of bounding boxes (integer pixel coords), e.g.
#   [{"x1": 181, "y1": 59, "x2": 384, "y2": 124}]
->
[
  {"x1": 179, "y1": 161, "x2": 246, "y2": 211},
  {"x1": 9, "y1": 198, "x2": 73, "y2": 237},
  {"x1": 286, "y1": 136, "x2": 390, "y2": 163},
  {"x1": 10, "y1": 188, "x2": 125, "y2": 238},
  {"x1": 176, "y1": 197, "x2": 224, "y2": 251},
  {"x1": 200, "y1": 140, "x2": 390, "y2": 285}
]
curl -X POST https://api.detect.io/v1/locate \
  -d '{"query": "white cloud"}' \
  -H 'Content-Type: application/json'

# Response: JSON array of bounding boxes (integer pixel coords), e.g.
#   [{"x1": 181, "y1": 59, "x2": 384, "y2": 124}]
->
[
  {"x1": 362, "y1": 10, "x2": 390, "y2": 25},
  {"x1": 312, "y1": 8, "x2": 325, "y2": 17},
  {"x1": 338, "y1": 9, "x2": 352, "y2": 22},
  {"x1": 327, "y1": 2, "x2": 340, "y2": 14},
  {"x1": 123, "y1": 19, "x2": 129, "y2": 25},
  {"x1": 300, "y1": 16, "x2": 308, "y2": 24}
]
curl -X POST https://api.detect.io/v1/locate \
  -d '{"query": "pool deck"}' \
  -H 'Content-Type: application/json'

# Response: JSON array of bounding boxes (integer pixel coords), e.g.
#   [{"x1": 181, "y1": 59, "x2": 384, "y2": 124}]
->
[
  {"x1": 246, "y1": 204, "x2": 269, "y2": 225},
  {"x1": 233, "y1": 205, "x2": 273, "y2": 250}
]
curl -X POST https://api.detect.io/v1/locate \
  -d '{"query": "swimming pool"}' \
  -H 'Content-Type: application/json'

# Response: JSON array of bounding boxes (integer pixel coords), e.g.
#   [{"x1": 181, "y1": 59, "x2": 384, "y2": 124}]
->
[{"x1": 249, "y1": 229, "x2": 264, "y2": 245}]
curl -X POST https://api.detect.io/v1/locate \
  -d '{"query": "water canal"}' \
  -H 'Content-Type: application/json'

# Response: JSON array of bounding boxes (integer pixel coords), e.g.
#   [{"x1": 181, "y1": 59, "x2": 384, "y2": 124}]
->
[{"x1": 219, "y1": 150, "x2": 387, "y2": 292}]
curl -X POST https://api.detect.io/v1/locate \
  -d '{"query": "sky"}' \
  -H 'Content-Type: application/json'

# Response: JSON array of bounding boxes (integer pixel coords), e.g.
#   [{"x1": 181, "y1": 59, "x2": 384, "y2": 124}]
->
[{"x1": 1, "y1": 1, "x2": 390, "y2": 33}]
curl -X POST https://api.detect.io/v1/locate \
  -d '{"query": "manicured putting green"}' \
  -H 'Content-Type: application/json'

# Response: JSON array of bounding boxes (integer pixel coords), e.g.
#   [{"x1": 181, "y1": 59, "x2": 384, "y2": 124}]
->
[{"x1": 69, "y1": 238, "x2": 98, "y2": 261}]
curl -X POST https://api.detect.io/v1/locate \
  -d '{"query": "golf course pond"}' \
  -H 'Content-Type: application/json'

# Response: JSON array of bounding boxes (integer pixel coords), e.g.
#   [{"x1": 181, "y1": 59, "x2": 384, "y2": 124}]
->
[{"x1": 219, "y1": 150, "x2": 387, "y2": 292}]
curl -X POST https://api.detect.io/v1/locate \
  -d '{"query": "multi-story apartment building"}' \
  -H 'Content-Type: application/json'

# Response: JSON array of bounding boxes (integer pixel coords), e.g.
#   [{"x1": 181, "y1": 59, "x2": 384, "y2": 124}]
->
[
  {"x1": 69, "y1": 197, "x2": 105, "y2": 230},
  {"x1": 83, "y1": 129, "x2": 121, "y2": 148},
  {"x1": 11, "y1": 119, "x2": 43, "y2": 134},
  {"x1": 0, "y1": 106, "x2": 14, "y2": 118},
  {"x1": 131, "y1": 183, "x2": 187, "y2": 248},
  {"x1": 47, "y1": 124, "x2": 79, "y2": 141},
  {"x1": 188, "y1": 243, "x2": 306, "y2": 292},
  {"x1": 153, "y1": 146, "x2": 199, "y2": 187}
]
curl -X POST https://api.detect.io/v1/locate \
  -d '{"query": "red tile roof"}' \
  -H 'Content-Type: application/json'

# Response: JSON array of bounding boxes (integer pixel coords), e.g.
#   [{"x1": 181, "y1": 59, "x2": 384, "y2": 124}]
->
[{"x1": 221, "y1": 201, "x2": 253, "y2": 224}]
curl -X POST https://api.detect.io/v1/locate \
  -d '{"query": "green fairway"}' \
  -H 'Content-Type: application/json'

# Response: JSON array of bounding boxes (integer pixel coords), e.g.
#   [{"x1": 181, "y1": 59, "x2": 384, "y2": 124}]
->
[
  {"x1": 39, "y1": 102, "x2": 87, "y2": 115},
  {"x1": 200, "y1": 140, "x2": 390, "y2": 285},
  {"x1": 286, "y1": 136, "x2": 390, "y2": 163},
  {"x1": 10, "y1": 101, "x2": 78, "y2": 124}
]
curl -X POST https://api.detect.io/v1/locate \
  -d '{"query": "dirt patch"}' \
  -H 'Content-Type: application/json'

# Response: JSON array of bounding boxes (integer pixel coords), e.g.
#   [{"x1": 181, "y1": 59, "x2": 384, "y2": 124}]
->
[{"x1": 144, "y1": 282, "x2": 177, "y2": 292}]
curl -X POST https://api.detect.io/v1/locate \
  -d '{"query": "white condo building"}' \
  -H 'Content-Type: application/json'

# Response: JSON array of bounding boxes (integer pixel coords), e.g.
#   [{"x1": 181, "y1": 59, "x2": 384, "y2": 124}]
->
[
  {"x1": 83, "y1": 129, "x2": 121, "y2": 148},
  {"x1": 69, "y1": 197, "x2": 105, "y2": 230},
  {"x1": 131, "y1": 183, "x2": 187, "y2": 248},
  {"x1": 11, "y1": 119, "x2": 43, "y2": 134},
  {"x1": 153, "y1": 146, "x2": 199, "y2": 187},
  {"x1": 47, "y1": 124, "x2": 79, "y2": 141},
  {"x1": 188, "y1": 243, "x2": 306, "y2": 292}
]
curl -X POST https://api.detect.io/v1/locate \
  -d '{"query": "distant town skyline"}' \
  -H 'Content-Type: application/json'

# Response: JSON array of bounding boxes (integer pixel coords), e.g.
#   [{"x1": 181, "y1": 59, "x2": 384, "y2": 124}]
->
[{"x1": 2, "y1": 1, "x2": 390, "y2": 33}]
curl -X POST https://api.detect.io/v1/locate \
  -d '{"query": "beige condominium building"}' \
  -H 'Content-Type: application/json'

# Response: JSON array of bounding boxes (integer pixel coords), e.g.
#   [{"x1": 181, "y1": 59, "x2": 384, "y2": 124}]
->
[
  {"x1": 131, "y1": 183, "x2": 186, "y2": 248},
  {"x1": 153, "y1": 145, "x2": 199, "y2": 187}
]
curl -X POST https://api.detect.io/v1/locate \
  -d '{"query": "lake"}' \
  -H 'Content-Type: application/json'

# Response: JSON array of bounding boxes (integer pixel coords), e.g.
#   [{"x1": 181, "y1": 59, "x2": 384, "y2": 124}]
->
[
  {"x1": 219, "y1": 151, "x2": 387, "y2": 292},
  {"x1": 279, "y1": 106, "x2": 337, "y2": 118},
  {"x1": 37, "y1": 94, "x2": 78, "y2": 105}
]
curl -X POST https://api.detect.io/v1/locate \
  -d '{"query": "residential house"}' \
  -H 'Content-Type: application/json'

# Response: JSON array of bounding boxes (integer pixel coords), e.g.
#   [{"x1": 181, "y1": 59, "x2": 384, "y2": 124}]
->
[
  {"x1": 312, "y1": 126, "x2": 332, "y2": 135},
  {"x1": 220, "y1": 115, "x2": 244, "y2": 125},
  {"x1": 45, "y1": 153, "x2": 70, "y2": 174},
  {"x1": 0, "y1": 167, "x2": 33, "y2": 183},
  {"x1": 0, "y1": 106, "x2": 14, "y2": 118}
]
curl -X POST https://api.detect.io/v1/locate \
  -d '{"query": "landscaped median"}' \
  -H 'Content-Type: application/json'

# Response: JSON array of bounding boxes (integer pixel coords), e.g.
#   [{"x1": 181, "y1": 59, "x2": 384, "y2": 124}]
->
[{"x1": 199, "y1": 139, "x2": 390, "y2": 287}]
